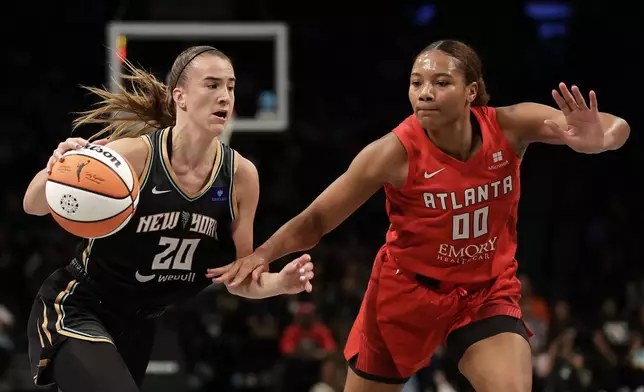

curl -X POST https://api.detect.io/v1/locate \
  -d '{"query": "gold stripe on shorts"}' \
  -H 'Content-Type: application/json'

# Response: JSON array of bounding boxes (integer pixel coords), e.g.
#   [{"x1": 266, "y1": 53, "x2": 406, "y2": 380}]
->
[
  {"x1": 40, "y1": 299, "x2": 52, "y2": 345},
  {"x1": 53, "y1": 279, "x2": 113, "y2": 344}
]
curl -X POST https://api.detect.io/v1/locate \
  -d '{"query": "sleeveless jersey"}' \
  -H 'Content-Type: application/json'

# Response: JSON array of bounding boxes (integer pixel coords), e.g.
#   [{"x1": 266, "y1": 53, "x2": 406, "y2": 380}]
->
[
  {"x1": 384, "y1": 106, "x2": 521, "y2": 283},
  {"x1": 75, "y1": 127, "x2": 237, "y2": 308}
]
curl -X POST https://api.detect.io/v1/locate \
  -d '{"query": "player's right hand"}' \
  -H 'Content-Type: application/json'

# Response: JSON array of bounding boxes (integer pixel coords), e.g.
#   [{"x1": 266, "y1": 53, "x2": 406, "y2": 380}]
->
[{"x1": 46, "y1": 138, "x2": 109, "y2": 174}]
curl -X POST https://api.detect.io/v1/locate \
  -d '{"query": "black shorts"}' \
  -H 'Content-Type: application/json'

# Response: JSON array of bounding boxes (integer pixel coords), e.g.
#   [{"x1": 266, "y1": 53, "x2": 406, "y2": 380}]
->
[
  {"x1": 27, "y1": 265, "x2": 160, "y2": 387},
  {"x1": 444, "y1": 314, "x2": 530, "y2": 363}
]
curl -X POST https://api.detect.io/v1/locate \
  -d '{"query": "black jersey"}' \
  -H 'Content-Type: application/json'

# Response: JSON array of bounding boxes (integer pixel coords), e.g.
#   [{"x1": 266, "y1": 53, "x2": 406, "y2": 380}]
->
[{"x1": 75, "y1": 127, "x2": 237, "y2": 308}]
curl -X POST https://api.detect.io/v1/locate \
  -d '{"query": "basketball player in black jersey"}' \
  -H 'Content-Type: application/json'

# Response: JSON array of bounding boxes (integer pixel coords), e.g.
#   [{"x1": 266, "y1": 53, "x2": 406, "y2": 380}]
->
[{"x1": 22, "y1": 46, "x2": 315, "y2": 392}]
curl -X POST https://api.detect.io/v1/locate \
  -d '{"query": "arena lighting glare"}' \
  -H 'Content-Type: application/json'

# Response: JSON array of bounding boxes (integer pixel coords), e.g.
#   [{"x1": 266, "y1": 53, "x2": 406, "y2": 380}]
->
[{"x1": 524, "y1": 2, "x2": 571, "y2": 39}]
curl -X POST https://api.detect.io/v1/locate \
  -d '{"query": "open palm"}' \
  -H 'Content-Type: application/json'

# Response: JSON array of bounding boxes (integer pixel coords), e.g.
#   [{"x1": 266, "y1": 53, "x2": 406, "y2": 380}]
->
[{"x1": 545, "y1": 82, "x2": 604, "y2": 153}]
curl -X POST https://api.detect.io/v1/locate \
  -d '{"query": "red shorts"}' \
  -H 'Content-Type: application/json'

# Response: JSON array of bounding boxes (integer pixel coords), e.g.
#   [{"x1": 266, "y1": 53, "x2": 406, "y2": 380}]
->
[{"x1": 344, "y1": 246, "x2": 525, "y2": 381}]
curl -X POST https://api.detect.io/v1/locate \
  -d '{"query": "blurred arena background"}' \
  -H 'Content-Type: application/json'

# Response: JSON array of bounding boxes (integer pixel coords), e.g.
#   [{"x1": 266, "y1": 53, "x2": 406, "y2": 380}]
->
[{"x1": 1, "y1": 1, "x2": 642, "y2": 391}]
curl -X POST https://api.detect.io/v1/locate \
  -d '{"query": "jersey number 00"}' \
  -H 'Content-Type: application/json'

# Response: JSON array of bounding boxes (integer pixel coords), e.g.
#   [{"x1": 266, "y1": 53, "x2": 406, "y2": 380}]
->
[{"x1": 452, "y1": 206, "x2": 489, "y2": 240}]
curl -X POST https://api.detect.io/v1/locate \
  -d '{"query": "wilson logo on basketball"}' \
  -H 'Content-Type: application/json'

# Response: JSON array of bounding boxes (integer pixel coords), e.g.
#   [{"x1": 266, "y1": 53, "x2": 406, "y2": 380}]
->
[{"x1": 86, "y1": 145, "x2": 122, "y2": 168}]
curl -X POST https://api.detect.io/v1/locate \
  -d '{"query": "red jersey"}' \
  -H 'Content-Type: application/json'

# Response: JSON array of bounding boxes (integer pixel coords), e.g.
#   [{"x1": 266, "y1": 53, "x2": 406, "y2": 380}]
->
[
  {"x1": 384, "y1": 106, "x2": 521, "y2": 283},
  {"x1": 279, "y1": 322, "x2": 337, "y2": 355}
]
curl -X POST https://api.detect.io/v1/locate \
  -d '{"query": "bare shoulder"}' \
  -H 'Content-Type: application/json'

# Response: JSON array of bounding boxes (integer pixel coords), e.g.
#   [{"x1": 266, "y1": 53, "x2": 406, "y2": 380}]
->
[
  {"x1": 377, "y1": 131, "x2": 409, "y2": 158},
  {"x1": 365, "y1": 132, "x2": 409, "y2": 163},
  {"x1": 104, "y1": 136, "x2": 151, "y2": 179},
  {"x1": 231, "y1": 150, "x2": 259, "y2": 209},
  {"x1": 233, "y1": 151, "x2": 259, "y2": 186},
  {"x1": 495, "y1": 103, "x2": 530, "y2": 136},
  {"x1": 351, "y1": 132, "x2": 408, "y2": 188}
]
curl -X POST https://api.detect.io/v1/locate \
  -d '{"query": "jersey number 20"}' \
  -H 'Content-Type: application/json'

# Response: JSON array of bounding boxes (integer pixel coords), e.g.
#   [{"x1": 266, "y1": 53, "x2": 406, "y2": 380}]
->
[
  {"x1": 452, "y1": 206, "x2": 489, "y2": 240},
  {"x1": 152, "y1": 237, "x2": 201, "y2": 270}
]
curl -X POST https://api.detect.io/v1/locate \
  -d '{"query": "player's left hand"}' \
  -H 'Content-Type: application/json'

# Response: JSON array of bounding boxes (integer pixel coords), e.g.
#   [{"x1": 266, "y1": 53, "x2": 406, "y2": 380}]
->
[
  {"x1": 545, "y1": 82, "x2": 604, "y2": 153},
  {"x1": 277, "y1": 254, "x2": 314, "y2": 294},
  {"x1": 206, "y1": 252, "x2": 268, "y2": 286}
]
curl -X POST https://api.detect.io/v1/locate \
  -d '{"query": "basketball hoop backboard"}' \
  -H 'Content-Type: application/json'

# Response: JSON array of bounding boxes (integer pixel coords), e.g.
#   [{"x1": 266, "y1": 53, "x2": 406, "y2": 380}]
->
[{"x1": 106, "y1": 22, "x2": 289, "y2": 134}]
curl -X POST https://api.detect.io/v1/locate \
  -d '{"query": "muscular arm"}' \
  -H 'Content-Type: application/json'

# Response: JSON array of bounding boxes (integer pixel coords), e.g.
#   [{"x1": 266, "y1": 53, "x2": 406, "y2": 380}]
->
[
  {"x1": 225, "y1": 154, "x2": 294, "y2": 299},
  {"x1": 229, "y1": 153, "x2": 258, "y2": 260},
  {"x1": 496, "y1": 102, "x2": 630, "y2": 153},
  {"x1": 253, "y1": 132, "x2": 408, "y2": 264},
  {"x1": 23, "y1": 137, "x2": 150, "y2": 216}
]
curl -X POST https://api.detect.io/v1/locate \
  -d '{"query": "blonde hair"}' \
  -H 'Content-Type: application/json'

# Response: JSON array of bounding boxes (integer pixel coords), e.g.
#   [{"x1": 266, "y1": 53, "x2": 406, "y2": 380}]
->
[{"x1": 73, "y1": 45, "x2": 230, "y2": 141}]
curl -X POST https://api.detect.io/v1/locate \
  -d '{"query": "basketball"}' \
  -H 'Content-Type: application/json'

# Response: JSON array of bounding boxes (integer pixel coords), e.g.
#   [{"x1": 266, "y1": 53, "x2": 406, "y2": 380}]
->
[{"x1": 45, "y1": 144, "x2": 140, "y2": 239}]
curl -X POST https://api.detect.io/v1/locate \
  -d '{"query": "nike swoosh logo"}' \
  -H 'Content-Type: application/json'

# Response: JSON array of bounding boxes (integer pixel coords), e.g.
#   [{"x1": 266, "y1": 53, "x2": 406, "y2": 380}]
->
[
  {"x1": 135, "y1": 271, "x2": 156, "y2": 283},
  {"x1": 152, "y1": 186, "x2": 172, "y2": 195},
  {"x1": 424, "y1": 168, "x2": 445, "y2": 179}
]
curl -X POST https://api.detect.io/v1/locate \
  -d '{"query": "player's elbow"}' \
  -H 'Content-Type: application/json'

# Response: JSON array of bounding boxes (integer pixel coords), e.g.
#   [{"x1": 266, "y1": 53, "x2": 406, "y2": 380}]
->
[
  {"x1": 612, "y1": 117, "x2": 630, "y2": 149},
  {"x1": 601, "y1": 114, "x2": 630, "y2": 151},
  {"x1": 299, "y1": 210, "x2": 326, "y2": 249},
  {"x1": 23, "y1": 193, "x2": 49, "y2": 216}
]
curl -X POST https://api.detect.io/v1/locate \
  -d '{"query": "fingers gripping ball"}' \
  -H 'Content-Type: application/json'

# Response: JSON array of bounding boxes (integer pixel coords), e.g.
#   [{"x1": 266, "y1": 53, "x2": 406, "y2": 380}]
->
[{"x1": 45, "y1": 144, "x2": 140, "y2": 239}]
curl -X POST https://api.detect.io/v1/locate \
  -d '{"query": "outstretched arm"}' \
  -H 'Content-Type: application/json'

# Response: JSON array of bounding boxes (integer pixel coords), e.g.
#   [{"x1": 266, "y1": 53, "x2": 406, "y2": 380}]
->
[
  {"x1": 225, "y1": 254, "x2": 314, "y2": 299},
  {"x1": 224, "y1": 154, "x2": 314, "y2": 298},
  {"x1": 496, "y1": 83, "x2": 630, "y2": 154},
  {"x1": 208, "y1": 132, "x2": 409, "y2": 286},
  {"x1": 253, "y1": 132, "x2": 407, "y2": 263}
]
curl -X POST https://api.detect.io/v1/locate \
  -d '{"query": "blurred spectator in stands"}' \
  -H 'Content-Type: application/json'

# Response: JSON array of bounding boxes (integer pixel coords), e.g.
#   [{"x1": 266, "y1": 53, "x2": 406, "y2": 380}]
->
[
  {"x1": 533, "y1": 299, "x2": 576, "y2": 389},
  {"x1": 324, "y1": 262, "x2": 366, "y2": 344},
  {"x1": 624, "y1": 305, "x2": 644, "y2": 389},
  {"x1": 591, "y1": 297, "x2": 630, "y2": 391},
  {"x1": 548, "y1": 299, "x2": 574, "y2": 346},
  {"x1": 520, "y1": 273, "x2": 550, "y2": 354},
  {"x1": 309, "y1": 353, "x2": 346, "y2": 392},
  {"x1": 0, "y1": 304, "x2": 15, "y2": 379},
  {"x1": 241, "y1": 303, "x2": 281, "y2": 391},
  {"x1": 412, "y1": 350, "x2": 458, "y2": 392},
  {"x1": 280, "y1": 302, "x2": 336, "y2": 392},
  {"x1": 544, "y1": 327, "x2": 590, "y2": 392},
  {"x1": 280, "y1": 302, "x2": 336, "y2": 360}
]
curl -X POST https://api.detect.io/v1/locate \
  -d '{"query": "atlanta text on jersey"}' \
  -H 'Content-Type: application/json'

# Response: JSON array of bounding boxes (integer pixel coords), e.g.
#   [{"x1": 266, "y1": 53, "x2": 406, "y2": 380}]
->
[{"x1": 423, "y1": 175, "x2": 514, "y2": 211}]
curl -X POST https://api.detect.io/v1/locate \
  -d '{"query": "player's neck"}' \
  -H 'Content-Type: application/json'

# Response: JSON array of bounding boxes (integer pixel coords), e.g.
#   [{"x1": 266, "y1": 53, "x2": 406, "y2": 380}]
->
[
  {"x1": 170, "y1": 124, "x2": 218, "y2": 169},
  {"x1": 427, "y1": 115, "x2": 473, "y2": 161}
]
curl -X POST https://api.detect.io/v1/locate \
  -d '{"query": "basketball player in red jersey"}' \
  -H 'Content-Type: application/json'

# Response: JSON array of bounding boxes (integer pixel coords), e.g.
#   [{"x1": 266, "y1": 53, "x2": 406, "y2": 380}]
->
[{"x1": 207, "y1": 40, "x2": 630, "y2": 391}]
